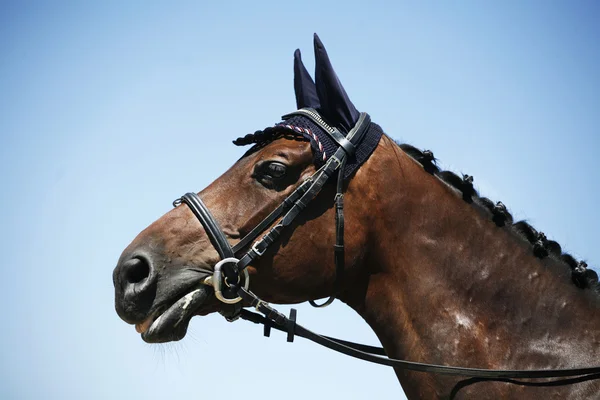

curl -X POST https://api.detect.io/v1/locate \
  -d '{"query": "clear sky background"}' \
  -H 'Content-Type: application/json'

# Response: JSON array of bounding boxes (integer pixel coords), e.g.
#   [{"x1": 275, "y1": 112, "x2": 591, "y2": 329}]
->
[{"x1": 1, "y1": 1, "x2": 599, "y2": 399}]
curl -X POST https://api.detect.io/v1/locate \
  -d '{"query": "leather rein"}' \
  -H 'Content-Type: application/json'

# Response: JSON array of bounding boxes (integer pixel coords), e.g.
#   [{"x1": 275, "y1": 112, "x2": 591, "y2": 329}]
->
[{"x1": 173, "y1": 108, "x2": 600, "y2": 385}]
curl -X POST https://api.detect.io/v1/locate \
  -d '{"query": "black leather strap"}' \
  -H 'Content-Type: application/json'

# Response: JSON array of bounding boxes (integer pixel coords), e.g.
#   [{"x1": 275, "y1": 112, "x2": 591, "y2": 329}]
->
[
  {"x1": 282, "y1": 158, "x2": 338, "y2": 226},
  {"x1": 346, "y1": 112, "x2": 370, "y2": 148},
  {"x1": 175, "y1": 193, "x2": 234, "y2": 259},
  {"x1": 308, "y1": 114, "x2": 369, "y2": 307},
  {"x1": 333, "y1": 163, "x2": 346, "y2": 287},
  {"x1": 238, "y1": 287, "x2": 288, "y2": 326},
  {"x1": 239, "y1": 308, "x2": 600, "y2": 381},
  {"x1": 238, "y1": 308, "x2": 386, "y2": 355},
  {"x1": 236, "y1": 160, "x2": 339, "y2": 271},
  {"x1": 310, "y1": 157, "x2": 347, "y2": 308},
  {"x1": 232, "y1": 177, "x2": 313, "y2": 254}
]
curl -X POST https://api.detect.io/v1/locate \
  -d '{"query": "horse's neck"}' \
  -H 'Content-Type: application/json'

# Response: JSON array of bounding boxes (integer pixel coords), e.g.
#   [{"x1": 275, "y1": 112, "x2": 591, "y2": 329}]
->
[{"x1": 343, "y1": 137, "x2": 600, "y2": 398}]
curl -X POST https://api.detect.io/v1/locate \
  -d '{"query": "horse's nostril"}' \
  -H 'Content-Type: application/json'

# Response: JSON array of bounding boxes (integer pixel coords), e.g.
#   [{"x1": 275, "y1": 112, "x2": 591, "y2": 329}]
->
[
  {"x1": 114, "y1": 254, "x2": 157, "y2": 324},
  {"x1": 125, "y1": 257, "x2": 151, "y2": 284}
]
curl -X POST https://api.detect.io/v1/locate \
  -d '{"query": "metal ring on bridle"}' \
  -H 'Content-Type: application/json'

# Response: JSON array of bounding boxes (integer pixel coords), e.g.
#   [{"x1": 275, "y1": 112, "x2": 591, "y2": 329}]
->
[
  {"x1": 212, "y1": 257, "x2": 249, "y2": 304},
  {"x1": 223, "y1": 274, "x2": 239, "y2": 288}
]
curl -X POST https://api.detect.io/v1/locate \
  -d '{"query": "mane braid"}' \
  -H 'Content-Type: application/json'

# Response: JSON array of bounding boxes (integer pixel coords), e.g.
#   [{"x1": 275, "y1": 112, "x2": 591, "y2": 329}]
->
[
  {"x1": 393, "y1": 138, "x2": 600, "y2": 295},
  {"x1": 398, "y1": 143, "x2": 439, "y2": 174},
  {"x1": 436, "y1": 171, "x2": 478, "y2": 203}
]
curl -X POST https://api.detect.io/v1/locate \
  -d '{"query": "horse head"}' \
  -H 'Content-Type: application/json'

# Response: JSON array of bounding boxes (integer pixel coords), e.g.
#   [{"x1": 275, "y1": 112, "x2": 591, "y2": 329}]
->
[{"x1": 113, "y1": 34, "x2": 381, "y2": 343}]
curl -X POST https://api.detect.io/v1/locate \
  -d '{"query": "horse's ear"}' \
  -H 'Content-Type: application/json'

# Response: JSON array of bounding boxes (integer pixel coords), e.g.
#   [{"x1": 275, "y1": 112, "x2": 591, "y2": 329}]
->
[
  {"x1": 313, "y1": 33, "x2": 360, "y2": 133},
  {"x1": 294, "y1": 49, "x2": 320, "y2": 110}
]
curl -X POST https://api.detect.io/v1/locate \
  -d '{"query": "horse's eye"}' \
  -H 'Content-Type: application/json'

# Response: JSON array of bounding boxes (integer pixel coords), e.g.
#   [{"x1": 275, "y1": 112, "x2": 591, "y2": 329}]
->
[{"x1": 264, "y1": 162, "x2": 287, "y2": 179}]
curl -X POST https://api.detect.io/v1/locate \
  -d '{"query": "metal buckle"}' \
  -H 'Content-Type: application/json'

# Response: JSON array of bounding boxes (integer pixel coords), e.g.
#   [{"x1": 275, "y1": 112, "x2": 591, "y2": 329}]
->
[
  {"x1": 211, "y1": 257, "x2": 250, "y2": 304},
  {"x1": 251, "y1": 241, "x2": 267, "y2": 257},
  {"x1": 254, "y1": 299, "x2": 267, "y2": 312},
  {"x1": 329, "y1": 156, "x2": 342, "y2": 170}
]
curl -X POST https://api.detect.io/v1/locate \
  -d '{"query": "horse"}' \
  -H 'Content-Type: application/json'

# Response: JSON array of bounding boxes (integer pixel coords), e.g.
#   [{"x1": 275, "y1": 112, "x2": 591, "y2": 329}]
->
[{"x1": 112, "y1": 34, "x2": 600, "y2": 399}]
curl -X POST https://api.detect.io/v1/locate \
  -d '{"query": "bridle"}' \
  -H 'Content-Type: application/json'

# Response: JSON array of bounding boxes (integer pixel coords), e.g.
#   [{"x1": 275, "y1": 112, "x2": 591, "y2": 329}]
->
[
  {"x1": 173, "y1": 108, "x2": 600, "y2": 386},
  {"x1": 174, "y1": 107, "x2": 367, "y2": 314}
]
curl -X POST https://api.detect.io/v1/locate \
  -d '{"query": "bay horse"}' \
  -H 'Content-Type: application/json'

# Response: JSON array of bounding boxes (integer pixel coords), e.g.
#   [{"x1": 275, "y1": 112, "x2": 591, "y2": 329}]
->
[{"x1": 113, "y1": 34, "x2": 600, "y2": 399}]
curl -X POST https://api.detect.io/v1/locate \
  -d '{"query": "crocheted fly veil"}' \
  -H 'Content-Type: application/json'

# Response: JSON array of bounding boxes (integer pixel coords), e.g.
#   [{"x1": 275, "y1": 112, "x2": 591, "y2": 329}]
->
[{"x1": 234, "y1": 34, "x2": 383, "y2": 180}]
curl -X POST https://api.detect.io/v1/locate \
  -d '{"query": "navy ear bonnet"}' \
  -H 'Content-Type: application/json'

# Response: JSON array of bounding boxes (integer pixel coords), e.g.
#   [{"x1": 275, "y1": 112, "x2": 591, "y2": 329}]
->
[
  {"x1": 233, "y1": 34, "x2": 384, "y2": 180},
  {"x1": 234, "y1": 114, "x2": 383, "y2": 180}
]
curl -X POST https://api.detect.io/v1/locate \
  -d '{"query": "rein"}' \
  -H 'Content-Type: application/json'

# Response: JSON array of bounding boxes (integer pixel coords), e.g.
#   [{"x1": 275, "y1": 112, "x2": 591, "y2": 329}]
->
[{"x1": 173, "y1": 108, "x2": 600, "y2": 385}]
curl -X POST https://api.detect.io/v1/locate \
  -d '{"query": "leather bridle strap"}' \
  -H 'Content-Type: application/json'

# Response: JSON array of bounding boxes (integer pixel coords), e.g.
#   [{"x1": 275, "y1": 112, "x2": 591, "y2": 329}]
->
[
  {"x1": 235, "y1": 151, "x2": 342, "y2": 271},
  {"x1": 237, "y1": 307, "x2": 600, "y2": 382},
  {"x1": 174, "y1": 193, "x2": 234, "y2": 259},
  {"x1": 231, "y1": 177, "x2": 314, "y2": 254},
  {"x1": 309, "y1": 155, "x2": 346, "y2": 307}
]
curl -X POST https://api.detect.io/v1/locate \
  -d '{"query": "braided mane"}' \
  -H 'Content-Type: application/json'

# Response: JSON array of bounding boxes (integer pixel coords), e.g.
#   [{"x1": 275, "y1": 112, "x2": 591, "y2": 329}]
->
[{"x1": 397, "y1": 142, "x2": 599, "y2": 293}]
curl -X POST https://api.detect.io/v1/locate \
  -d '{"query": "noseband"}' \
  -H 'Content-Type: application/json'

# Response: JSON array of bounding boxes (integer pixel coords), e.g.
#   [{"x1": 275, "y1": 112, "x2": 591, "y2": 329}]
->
[{"x1": 172, "y1": 108, "x2": 600, "y2": 385}]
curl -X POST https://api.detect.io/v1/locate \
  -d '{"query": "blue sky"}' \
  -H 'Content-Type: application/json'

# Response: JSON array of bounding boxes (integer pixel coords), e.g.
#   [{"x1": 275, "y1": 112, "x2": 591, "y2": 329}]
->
[{"x1": 1, "y1": 2, "x2": 599, "y2": 399}]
